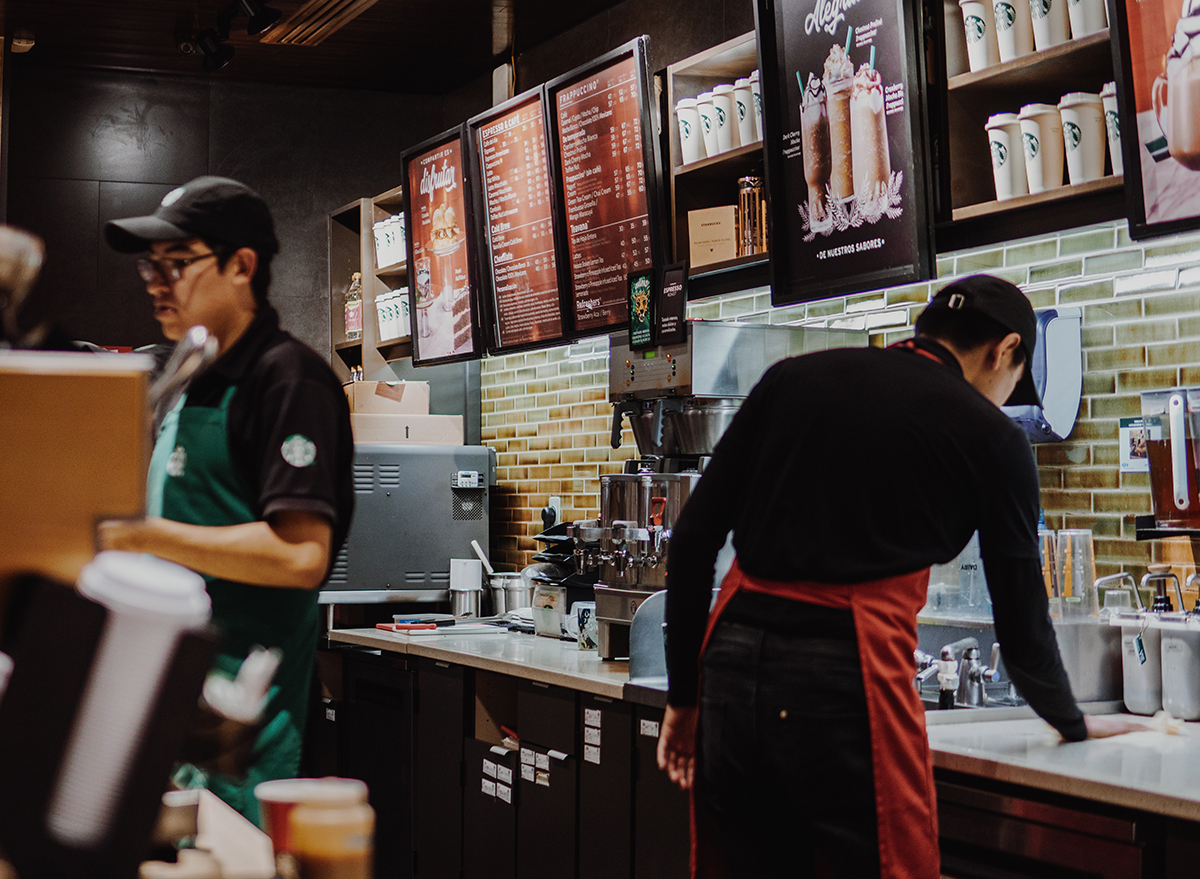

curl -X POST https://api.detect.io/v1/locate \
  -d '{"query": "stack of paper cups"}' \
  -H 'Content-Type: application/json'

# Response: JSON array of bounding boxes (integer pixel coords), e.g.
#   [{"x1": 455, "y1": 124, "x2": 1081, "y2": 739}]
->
[
  {"x1": 1101, "y1": 81, "x2": 1123, "y2": 175},
  {"x1": 749, "y1": 70, "x2": 763, "y2": 140},
  {"x1": 676, "y1": 97, "x2": 706, "y2": 164},
  {"x1": 1058, "y1": 92, "x2": 1106, "y2": 184},
  {"x1": 696, "y1": 92, "x2": 720, "y2": 158},
  {"x1": 1067, "y1": 0, "x2": 1107, "y2": 38},
  {"x1": 986, "y1": 113, "x2": 1029, "y2": 200},
  {"x1": 734, "y1": 78, "x2": 759, "y2": 144},
  {"x1": 960, "y1": 0, "x2": 1001, "y2": 71},
  {"x1": 1019, "y1": 102, "x2": 1066, "y2": 192},
  {"x1": 1029, "y1": 0, "x2": 1070, "y2": 51},
  {"x1": 711, "y1": 83, "x2": 740, "y2": 151},
  {"x1": 993, "y1": 0, "x2": 1034, "y2": 62}
]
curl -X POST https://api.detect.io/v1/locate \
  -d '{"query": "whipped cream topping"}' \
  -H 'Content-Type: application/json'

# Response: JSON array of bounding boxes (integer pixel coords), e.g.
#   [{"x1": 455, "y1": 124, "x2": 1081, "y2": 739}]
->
[
  {"x1": 823, "y1": 44, "x2": 854, "y2": 83},
  {"x1": 1167, "y1": 12, "x2": 1200, "y2": 73},
  {"x1": 852, "y1": 64, "x2": 883, "y2": 98},
  {"x1": 803, "y1": 72, "x2": 827, "y2": 106}
]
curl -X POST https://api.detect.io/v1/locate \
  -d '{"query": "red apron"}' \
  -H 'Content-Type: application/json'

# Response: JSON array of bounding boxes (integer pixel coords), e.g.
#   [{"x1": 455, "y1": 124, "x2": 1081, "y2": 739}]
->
[{"x1": 690, "y1": 559, "x2": 940, "y2": 879}]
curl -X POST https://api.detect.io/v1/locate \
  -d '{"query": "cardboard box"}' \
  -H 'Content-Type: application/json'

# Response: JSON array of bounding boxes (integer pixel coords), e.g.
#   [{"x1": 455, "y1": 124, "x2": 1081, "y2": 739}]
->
[
  {"x1": 350, "y1": 413, "x2": 463, "y2": 445},
  {"x1": 344, "y1": 380, "x2": 430, "y2": 415},
  {"x1": 688, "y1": 205, "x2": 738, "y2": 266}
]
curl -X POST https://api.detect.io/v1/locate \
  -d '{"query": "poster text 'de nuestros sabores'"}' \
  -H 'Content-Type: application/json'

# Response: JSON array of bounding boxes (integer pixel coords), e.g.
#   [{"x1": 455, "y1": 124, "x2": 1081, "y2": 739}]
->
[
  {"x1": 759, "y1": 0, "x2": 932, "y2": 303},
  {"x1": 405, "y1": 131, "x2": 479, "y2": 365}
]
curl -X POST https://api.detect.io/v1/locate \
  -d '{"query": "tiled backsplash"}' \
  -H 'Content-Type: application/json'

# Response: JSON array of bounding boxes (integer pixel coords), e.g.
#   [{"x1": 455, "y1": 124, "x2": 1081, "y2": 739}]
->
[{"x1": 482, "y1": 219, "x2": 1200, "y2": 583}]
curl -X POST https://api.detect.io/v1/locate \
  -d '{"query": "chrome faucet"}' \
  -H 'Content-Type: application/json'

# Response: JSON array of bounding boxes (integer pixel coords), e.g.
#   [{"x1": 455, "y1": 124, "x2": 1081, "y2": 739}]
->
[{"x1": 936, "y1": 638, "x2": 1001, "y2": 708}]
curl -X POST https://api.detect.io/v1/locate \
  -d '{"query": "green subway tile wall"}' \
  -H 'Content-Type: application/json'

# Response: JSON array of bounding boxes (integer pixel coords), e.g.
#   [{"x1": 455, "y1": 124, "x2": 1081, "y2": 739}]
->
[{"x1": 481, "y1": 220, "x2": 1200, "y2": 580}]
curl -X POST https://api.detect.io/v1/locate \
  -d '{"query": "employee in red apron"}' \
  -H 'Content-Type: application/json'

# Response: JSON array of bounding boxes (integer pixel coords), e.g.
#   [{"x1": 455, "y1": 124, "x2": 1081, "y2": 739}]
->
[
  {"x1": 97, "y1": 177, "x2": 354, "y2": 822},
  {"x1": 657, "y1": 275, "x2": 1144, "y2": 878}
]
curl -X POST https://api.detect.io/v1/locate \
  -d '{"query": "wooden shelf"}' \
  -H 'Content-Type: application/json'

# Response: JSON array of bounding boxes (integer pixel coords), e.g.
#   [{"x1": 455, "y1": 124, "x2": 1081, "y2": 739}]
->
[
  {"x1": 674, "y1": 142, "x2": 763, "y2": 179},
  {"x1": 690, "y1": 252, "x2": 767, "y2": 277},
  {"x1": 668, "y1": 31, "x2": 757, "y2": 81},
  {"x1": 948, "y1": 31, "x2": 1112, "y2": 98},
  {"x1": 952, "y1": 175, "x2": 1123, "y2": 222},
  {"x1": 373, "y1": 184, "x2": 406, "y2": 209},
  {"x1": 334, "y1": 339, "x2": 362, "y2": 351},
  {"x1": 688, "y1": 254, "x2": 770, "y2": 300},
  {"x1": 333, "y1": 340, "x2": 362, "y2": 368},
  {"x1": 375, "y1": 260, "x2": 407, "y2": 277},
  {"x1": 376, "y1": 336, "x2": 413, "y2": 362}
]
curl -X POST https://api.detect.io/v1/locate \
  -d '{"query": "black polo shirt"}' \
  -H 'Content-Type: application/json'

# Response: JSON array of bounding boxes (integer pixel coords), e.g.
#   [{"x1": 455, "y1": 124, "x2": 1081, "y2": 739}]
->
[
  {"x1": 666, "y1": 337, "x2": 1086, "y2": 740},
  {"x1": 179, "y1": 304, "x2": 355, "y2": 561}
]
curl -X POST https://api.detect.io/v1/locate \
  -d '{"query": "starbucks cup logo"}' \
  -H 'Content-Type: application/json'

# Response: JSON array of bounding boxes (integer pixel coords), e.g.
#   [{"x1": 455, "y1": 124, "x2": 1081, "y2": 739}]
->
[
  {"x1": 1024, "y1": 130, "x2": 1040, "y2": 160},
  {"x1": 965, "y1": 14, "x2": 986, "y2": 42},
  {"x1": 1030, "y1": 0, "x2": 1052, "y2": 19},
  {"x1": 1106, "y1": 110, "x2": 1120, "y2": 142},
  {"x1": 716, "y1": 105, "x2": 727, "y2": 126},
  {"x1": 681, "y1": 118, "x2": 692, "y2": 139},
  {"x1": 701, "y1": 114, "x2": 711, "y2": 134},
  {"x1": 991, "y1": 140, "x2": 1008, "y2": 167},
  {"x1": 737, "y1": 99, "x2": 747, "y2": 122},
  {"x1": 1064, "y1": 121, "x2": 1082, "y2": 151},
  {"x1": 994, "y1": 2, "x2": 1016, "y2": 30}
]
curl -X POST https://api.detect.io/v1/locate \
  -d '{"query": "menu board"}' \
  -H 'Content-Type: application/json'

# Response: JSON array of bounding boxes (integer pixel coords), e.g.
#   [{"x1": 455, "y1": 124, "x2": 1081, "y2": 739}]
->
[
  {"x1": 472, "y1": 93, "x2": 566, "y2": 350},
  {"x1": 404, "y1": 129, "x2": 480, "y2": 365},
  {"x1": 757, "y1": 0, "x2": 933, "y2": 303},
  {"x1": 549, "y1": 45, "x2": 657, "y2": 335}
]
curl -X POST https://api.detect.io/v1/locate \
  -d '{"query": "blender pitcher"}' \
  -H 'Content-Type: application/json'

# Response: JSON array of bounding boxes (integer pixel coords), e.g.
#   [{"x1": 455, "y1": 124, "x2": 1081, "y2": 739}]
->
[{"x1": 1140, "y1": 388, "x2": 1200, "y2": 528}]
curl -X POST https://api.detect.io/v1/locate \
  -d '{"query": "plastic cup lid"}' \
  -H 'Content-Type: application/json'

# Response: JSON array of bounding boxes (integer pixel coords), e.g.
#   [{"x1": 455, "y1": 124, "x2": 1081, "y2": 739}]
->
[
  {"x1": 676, "y1": 97, "x2": 697, "y2": 109},
  {"x1": 1101, "y1": 81, "x2": 1117, "y2": 97},
  {"x1": 256, "y1": 777, "x2": 367, "y2": 806},
  {"x1": 78, "y1": 551, "x2": 210, "y2": 625},
  {"x1": 1058, "y1": 91, "x2": 1102, "y2": 108},
  {"x1": 1019, "y1": 102, "x2": 1059, "y2": 117},
  {"x1": 712, "y1": 83, "x2": 734, "y2": 94},
  {"x1": 958, "y1": 0, "x2": 984, "y2": 7},
  {"x1": 735, "y1": 78, "x2": 751, "y2": 87},
  {"x1": 697, "y1": 91, "x2": 714, "y2": 101},
  {"x1": 986, "y1": 112, "x2": 1020, "y2": 127}
]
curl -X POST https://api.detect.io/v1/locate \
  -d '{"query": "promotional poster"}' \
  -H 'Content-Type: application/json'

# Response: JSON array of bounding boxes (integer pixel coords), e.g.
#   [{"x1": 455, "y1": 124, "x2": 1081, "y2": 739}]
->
[
  {"x1": 406, "y1": 134, "x2": 478, "y2": 363},
  {"x1": 759, "y1": 0, "x2": 931, "y2": 302}
]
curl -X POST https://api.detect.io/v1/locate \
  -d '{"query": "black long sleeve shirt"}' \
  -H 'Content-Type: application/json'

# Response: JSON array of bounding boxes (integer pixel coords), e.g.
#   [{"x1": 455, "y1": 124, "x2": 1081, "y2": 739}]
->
[{"x1": 665, "y1": 337, "x2": 1087, "y2": 741}]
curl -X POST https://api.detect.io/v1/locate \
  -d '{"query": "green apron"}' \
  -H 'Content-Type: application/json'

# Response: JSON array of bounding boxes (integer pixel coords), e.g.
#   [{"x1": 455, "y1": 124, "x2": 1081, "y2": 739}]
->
[{"x1": 148, "y1": 387, "x2": 319, "y2": 825}]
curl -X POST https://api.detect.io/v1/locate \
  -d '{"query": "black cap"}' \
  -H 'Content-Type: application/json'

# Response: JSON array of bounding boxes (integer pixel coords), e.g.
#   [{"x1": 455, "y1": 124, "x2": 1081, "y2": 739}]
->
[
  {"x1": 105, "y1": 176, "x2": 279, "y2": 255},
  {"x1": 920, "y1": 274, "x2": 1041, "y2": 407}
]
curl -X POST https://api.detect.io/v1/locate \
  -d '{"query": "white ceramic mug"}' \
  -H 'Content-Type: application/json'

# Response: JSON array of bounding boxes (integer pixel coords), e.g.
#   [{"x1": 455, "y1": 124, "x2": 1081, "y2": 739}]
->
[
  {"x1": 986, "y1": 112, "x2": 1029, "y2": 200},
  {"x1": 1101, "y1": 80, "x2": 1123, "y2": 175},
  {"x1": 676, "y1": 97, "x2": 706, "y2": 164},
  {"x1": 993, "y1": 0, "x2": 1034, "y2": 62},
  {"x1": 734, "y1": 77, "x2": 758, "y2": 144},
  {"x1": 960, "y1": 0, "x2": 1001, "y2": 71},
  {"x1": 1029, "y1": 0, "x2": 1070, "y2": 51},
  {"x1": 711, "y1": 83, "x2": 739, "y2": 152},
  {"x1": 1066, "y1": 0, "x2": 1107, "y2": 38},
  {"x1": 696, "y1": 91, "x2": 720, "y2": 158},
  {"x1": 1019, "y1": 102, "x2": 1065, "y2": 192},
  {"x1": 1058, "y1": 91, "x2": 1106, "y2": 184}
]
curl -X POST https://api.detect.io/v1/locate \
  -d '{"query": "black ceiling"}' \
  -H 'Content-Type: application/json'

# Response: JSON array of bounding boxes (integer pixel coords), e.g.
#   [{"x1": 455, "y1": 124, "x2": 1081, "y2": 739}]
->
[{"x1": 0, "y1": 0, "x2": 624, "y2": 93}]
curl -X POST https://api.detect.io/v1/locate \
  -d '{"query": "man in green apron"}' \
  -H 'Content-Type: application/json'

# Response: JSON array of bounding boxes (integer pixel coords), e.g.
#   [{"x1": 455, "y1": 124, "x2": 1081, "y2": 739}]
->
[{"x1": 97, "y1": 177, "x2": 355, "y2": 823}]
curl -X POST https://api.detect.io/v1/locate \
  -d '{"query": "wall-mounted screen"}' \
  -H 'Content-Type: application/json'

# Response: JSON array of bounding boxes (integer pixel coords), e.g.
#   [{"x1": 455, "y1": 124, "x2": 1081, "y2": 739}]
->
[
  {"x1": 401, "y1": 127, "x2": 483, "y2": 366},
  {"x1": 546, "y1": 37, "x2": 664, "y2": 337},
  {"x1": 657, "y1": 262, "x2": 688, "y2": 347},
  {"x1": 467, "y1": 89, "x2": 568, "y2": 353}
]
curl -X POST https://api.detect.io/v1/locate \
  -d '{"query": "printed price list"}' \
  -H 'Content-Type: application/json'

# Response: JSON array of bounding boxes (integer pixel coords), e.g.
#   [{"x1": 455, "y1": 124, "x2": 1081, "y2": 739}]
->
[{"x1": 554, "y1": 55, "x2": 651, "y2": 332}]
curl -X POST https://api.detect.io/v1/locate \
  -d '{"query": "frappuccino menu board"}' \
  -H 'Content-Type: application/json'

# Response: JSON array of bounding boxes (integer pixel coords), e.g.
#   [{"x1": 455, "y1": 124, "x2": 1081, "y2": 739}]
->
[
  {"x1": 552, "y1": 54, "x2": 653, "y2": 333},
  {"x1": 406, "y1": 134, "x2": 479, "y2": 364},
  {"x1": 476, "y1": 96, "x2": 565, "y2": 349},
  {"x1": 758, "y1": 0, "x2": 932, "y2": 303}
]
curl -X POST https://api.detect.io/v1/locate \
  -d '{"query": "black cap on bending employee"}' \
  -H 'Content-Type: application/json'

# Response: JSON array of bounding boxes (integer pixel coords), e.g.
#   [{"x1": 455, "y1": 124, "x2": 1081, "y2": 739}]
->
[
  {"x1": 918, "y1": 274, "x2": 1041, "y2": 407},
  {"x1": 104, "y1": 176, "x2": 279, "y2": 255}
]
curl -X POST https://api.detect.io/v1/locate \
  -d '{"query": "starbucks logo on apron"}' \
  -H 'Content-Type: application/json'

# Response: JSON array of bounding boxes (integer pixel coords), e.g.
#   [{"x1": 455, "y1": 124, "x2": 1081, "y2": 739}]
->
[
  {"x1": 1106, "y1": 109, "x2": 1120, "y2": 142},
  {"x1": 994, "y1": 2, "x2": 1016, "y2": 30},
  {"x1": 166, "y1": 445, "x2": 187, "y2": 478},
  {"x1": 964, "y1": 15, "x2": 986, "y2": 42},
  {"x1": 281, "y1": 434, "x2": 318, "y2": 468},
  {"x1": 1024, "y1": 131, "x2": 1040, "y2": 161},
  {"x1": 1030, "y1": 0, "x2": 1052, "y2": 19},
  {"x1": 991, "y1": 140, "x2": 1008, "y2": 167},
  {"x1": 1064, "y1": 121, "x2": 1082, "y2": 150}
]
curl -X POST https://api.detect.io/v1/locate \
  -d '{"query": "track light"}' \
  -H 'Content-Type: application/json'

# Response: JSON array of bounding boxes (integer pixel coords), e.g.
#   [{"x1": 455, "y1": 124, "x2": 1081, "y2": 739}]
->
[
  {"x1": 219, "y1": 0, "x2": 283, "y2": 38},
  {"x1": 196, "y1": 29, "x2": 235, "y2": 72}
]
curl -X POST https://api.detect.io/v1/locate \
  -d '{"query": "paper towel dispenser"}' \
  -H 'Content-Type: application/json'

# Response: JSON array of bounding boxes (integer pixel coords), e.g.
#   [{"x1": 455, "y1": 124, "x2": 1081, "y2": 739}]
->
[{"x1": 1002, "y1": 306, "x2": 1082, "y2": 443}]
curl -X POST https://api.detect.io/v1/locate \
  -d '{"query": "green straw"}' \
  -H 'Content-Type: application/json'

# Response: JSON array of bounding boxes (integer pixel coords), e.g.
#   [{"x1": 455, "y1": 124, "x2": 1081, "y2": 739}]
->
[
  {"x1": 844, "y1": 26, "x2": 852, "y2": 55},
  {"x1": 797, "y1": 70, "x2": 804, "y2": 99},
  {"x1": 870, "y1": 45, "x2": 876, "y2": 71}
]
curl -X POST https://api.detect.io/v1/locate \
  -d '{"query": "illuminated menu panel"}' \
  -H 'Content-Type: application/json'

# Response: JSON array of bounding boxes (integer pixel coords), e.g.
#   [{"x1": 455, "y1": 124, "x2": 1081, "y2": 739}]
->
[
  {"x1": 553, "y1": 55, "x2": 651, "y2": 333},
  {"x1": 477, "y1": 97, "x2": 564, "y2": 349},
  {"x1": 407, "y1": 135, "x2": 477, "y2": 363}
]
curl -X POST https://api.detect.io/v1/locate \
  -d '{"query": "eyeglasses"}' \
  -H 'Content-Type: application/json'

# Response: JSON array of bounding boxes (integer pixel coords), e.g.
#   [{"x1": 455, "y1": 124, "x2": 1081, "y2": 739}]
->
[{"x1": 135, "y1": 252, "x2": 217, "y2": 284}]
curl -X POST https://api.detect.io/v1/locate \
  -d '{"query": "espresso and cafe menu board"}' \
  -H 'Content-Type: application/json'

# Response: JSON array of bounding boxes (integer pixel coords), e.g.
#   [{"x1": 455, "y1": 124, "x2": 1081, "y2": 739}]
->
[
  {"x1": 407, "y1": 135, "x2": 478, "y2": 364},
  {"x1": 758, "y1": 0, "x2": 932, "y2": 303},
  {"x1": 553, "y1": 54, "x2": 653, "y2": 333},
  {"x1": 476, "y1": 96, "x2": 565, "y2": 349}
]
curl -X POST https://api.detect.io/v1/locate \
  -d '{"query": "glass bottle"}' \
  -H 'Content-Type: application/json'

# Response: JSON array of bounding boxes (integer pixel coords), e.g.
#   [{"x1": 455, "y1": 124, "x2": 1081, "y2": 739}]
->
[{"x1": 344, "y1": 272, "x2": 363, "y2": 342}]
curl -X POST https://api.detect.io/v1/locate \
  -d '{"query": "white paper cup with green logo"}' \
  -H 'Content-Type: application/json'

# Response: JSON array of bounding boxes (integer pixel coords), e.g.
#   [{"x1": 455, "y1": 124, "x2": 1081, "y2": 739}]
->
[
  {"x1": 1058, "y1": 92, "x2": 1106, "y2": 184},
  {"x1": 1066, "y1": 0, "x2": 1107, "y2": 38},
  {"x1": 711, "y1": 83, "x2": 739, "y2": 152},
  {"x1": 696, "y1": 91, "x2": 720, "y2": 158},
  {"x1": 986, "y1": 112, "x2": 1029, "y2": 200},
  {"x1": 735, "y1": 77, "x2": 759, "y2": 145},
  {"x1": 676, "y1": 97, "x2": 706, "y2": 164},
  {"x1": 1101, "y1": 81, "x2": 1123, "y2": 175},
  {"x1": 1028, "y1": 0, "x2": 1070, "y2": 51},
  {"x1": 1019, "y1": 102, "x2": 1066, "y2": 192},
  {"x1": 749, "y1": 69, "x2": 763, "y2": 140},
  {"x1": 993, "y1": 0, "x2": 1034, "y2": 62},
  {"x1": 960, "y1": 0, "x2": 1001, "y2": 71}
]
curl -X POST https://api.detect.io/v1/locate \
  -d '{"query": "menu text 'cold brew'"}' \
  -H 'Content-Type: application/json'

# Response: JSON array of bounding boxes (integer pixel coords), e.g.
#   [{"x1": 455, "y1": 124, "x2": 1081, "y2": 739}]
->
[
  {"x1": 553, "y1": 55, "x2": 653, "y2": 333},
  {"x1": 476, "y1": 97, "x2": 565, "y2": 350}
]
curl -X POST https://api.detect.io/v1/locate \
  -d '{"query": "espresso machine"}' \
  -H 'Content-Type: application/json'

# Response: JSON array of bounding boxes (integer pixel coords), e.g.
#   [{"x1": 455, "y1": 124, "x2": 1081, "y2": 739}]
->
[{"x1": 577, "y1": 320, "x2": 865, "y2": 658}]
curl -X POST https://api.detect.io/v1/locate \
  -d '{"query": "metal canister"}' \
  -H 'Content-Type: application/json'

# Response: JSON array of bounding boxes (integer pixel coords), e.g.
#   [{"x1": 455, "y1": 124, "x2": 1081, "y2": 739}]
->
[{"x1": 737, "y1": 175, "x2": 767, "y2": 257}]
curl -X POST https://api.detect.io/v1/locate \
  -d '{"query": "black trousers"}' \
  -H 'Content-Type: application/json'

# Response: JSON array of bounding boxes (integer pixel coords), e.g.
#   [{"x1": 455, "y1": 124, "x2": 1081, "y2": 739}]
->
[{"x1": 697, "y1": 596, "x2": 880, "y2": 878}]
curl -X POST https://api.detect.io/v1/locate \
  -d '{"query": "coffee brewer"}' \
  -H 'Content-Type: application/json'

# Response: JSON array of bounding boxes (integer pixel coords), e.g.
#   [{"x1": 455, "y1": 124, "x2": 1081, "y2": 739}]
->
[{"x1": 577, "y1": 321, "x2": 865, "y2": 659}]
